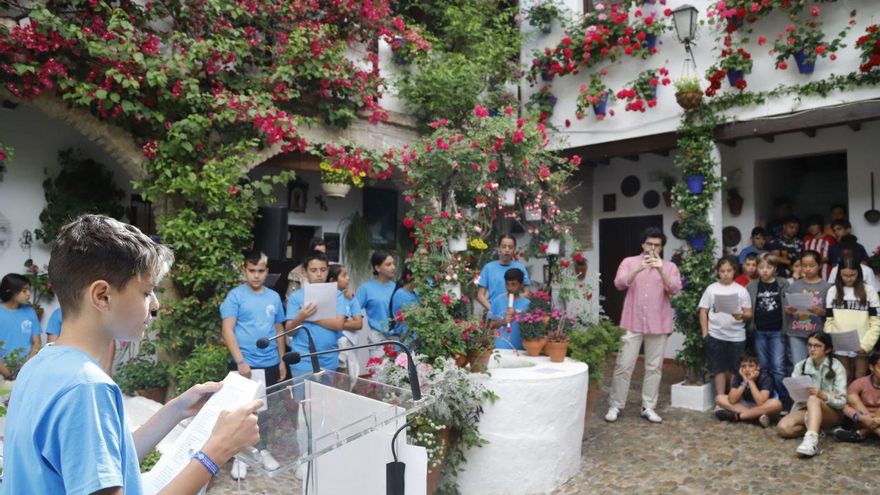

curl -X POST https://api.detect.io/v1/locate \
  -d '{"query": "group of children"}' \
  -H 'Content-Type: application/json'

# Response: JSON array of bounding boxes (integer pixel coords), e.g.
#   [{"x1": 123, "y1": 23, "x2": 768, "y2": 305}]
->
[{"x1": 702, "y1": 247, "x2": 880, "y2": 457}]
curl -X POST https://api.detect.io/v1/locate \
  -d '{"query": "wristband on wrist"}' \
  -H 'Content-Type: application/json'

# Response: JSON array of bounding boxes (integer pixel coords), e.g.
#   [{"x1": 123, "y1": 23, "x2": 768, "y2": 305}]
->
[{"x1": 193, "y1": 450, "x2": 220, "y2": 477}]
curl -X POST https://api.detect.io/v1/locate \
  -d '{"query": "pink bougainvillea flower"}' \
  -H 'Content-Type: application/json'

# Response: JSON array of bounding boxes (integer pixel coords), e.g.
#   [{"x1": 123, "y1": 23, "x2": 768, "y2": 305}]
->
[{"x1": 474, "y1": 105, "x2": 489, "y2": 117}]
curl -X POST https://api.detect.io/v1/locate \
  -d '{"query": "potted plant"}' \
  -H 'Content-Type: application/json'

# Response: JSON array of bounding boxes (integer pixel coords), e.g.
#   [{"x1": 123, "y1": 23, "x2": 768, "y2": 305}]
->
[
  {"x1": 464, "y1": 320, "x2": 495, "y2": 373},
  {"x1": 525, "y1": 85, "x2": 558, "y2": 121},
  {"x1": 517, "y1": 308, "x2": 549, "y2": 356},
  {"x1": 568, "y1": 318, "x2": 624, "y2": 429},
  {"x1": 727, "y1": 187, "x2": 744, "y2": 216},
  {"x1": 632, "y1": 11, "x2": 668, "y2": 52},
  {"x1": 319, "y1": 161, "x2": 363, "y2": 198},
  {"x1": 22, "y1": 259, "x2": 53, "y2": 321},
  {"x1": 617, "y1": 67, "x2": 669, "y2": 113},
  {"x1": 543, "y1": 328, "x2": 569, "y2": 363},
  {"x1": 717, "y1": 48, "x2": 753, "y2": 89},
  {"x1": 856, "y1": 24, "x2": 880, "y2": 73},
  {"x1": 525, "y1": 0, "x2": 561, "y2": 34},
  {"x1": 115, "y1": 351, "x2": 170, "y2": 403},
  {"x1": 773, "y1": 9, "x2": 852, "y2": 74},
  {"x1": 674, "y1": 77, "x2": 702, "y2": 110},
  {"x1": 0, "y1": 348, "x2": 26, "y2": 380},
  {"x1": 576, "y1": 72, "x2": 615, "y2": 121}
]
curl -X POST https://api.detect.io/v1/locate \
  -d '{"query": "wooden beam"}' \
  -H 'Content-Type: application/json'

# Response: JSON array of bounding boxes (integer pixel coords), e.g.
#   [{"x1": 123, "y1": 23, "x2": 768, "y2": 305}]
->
[
  {"x1": 715, "y1": 100, "x2": 880, "y2": 143},
  {"x1": 563, "y1": 132, "x2": 677, "y2": 162},
  {"x1": 621, "y1": 155, "x2": 640, "y2": 162}
]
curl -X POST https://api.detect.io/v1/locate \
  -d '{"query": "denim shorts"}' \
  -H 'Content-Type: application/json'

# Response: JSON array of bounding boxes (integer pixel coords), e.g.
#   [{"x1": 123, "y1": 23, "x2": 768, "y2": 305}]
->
[{"x1": 706, "y1": 335, "x2": 746, "y2": 375}]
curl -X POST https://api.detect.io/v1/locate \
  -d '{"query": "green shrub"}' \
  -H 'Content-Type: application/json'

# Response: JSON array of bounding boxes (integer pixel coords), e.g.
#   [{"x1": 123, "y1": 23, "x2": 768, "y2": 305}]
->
[
  {"x1": 568, "y1": 319, "x2": 624, "y2": 383},
  {"x1": 115, "y1": 356, "x2": 170, "y2": 396},
  {"x1": 173, "y1": 345, "x2": 229, "y2": 393}
]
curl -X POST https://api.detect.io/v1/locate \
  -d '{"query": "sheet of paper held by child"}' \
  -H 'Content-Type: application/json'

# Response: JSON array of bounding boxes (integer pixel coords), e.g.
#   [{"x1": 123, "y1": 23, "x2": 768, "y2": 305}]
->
[
  {"x1": 304, "y1": 281, "x2": 338, "y2": 321},
  {"x1": 782, "y1": 375, "x2": 815, "y2": 403},
  {"x1": 142, "y1": 372, "x2": 260, "y2": 495},
  {"x1": 785, "y1": 293, "x2": 814, "y2": 312},
  {"x1": 713, "y1": 293, "x2": 741, "y2": 315},
  {"x1": 830, "y1": 330, "x2": 862, "y2": 353}
]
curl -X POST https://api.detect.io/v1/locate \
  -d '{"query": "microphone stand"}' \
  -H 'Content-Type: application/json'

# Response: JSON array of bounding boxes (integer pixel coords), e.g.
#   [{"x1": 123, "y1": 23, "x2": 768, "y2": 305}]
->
[
  {"x1": 283, "y1": 340, "x2": 422, "y2": 401},
  {"x1": 257, "y1": 324, "x2": 320, "y2": 374}
]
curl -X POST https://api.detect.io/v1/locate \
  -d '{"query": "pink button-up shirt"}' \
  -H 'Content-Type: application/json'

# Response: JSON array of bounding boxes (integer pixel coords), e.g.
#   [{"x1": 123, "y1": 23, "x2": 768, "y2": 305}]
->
[{"x1": 614, "y1": 255, "x2": 682, "y2": 335}]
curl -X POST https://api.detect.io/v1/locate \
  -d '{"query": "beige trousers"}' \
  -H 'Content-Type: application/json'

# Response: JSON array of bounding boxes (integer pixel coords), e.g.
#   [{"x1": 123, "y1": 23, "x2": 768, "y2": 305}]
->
[{"x1": 608, "y1": 331, "x2": 669, "y2": 410}]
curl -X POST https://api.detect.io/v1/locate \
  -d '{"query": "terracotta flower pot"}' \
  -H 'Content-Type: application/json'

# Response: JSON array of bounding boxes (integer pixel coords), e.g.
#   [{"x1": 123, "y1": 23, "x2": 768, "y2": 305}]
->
[
  {"x1": 137, "y1": 387, "x2": 166, "y2": 404},
  {"x1": 453, "y1": 354, "x2": 469, "y2": 368},
  {"x1": 728, "y1": 197, "x2": 744, "y2": 216},
  {"x1": 468, "y1": 349, "x2": 493, "y2": 373},
  {"x1": 522, "y1": 338, "x2": 547, "y2": 357},
  {"x1": 544, "y1": 341, "x2": 568, "y2": 363},
  {"x1": 426, "y1": 427, "x2": 452, "y2": 494},
  {"x1": 662, "y1": 190, "x2": 672, "y2": 207}
]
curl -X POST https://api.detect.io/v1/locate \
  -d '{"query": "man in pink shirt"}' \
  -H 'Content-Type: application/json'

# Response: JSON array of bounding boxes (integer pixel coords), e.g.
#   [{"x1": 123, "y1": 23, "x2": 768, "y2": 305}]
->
[{"x1": 605, "y1": 228, "x2": 682, "y2": 424}]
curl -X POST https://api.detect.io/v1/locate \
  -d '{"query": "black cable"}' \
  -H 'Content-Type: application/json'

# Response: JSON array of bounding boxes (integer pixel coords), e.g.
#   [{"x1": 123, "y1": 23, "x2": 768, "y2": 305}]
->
[{"x1": 391, "y1": 417, "x2": 418, "y2": 462}]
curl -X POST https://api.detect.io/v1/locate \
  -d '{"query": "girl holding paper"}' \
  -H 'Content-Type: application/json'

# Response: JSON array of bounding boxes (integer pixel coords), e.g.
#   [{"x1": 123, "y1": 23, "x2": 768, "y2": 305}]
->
[
  {"x1": 825, "y1": 257, "x2": 880, "y2": 382},
  {"x1": 776, "y1": 331, "x2": 846, "y2": 458},
  {"x1": 785, "y1": 251, "x2": 829, "y2": 367}
]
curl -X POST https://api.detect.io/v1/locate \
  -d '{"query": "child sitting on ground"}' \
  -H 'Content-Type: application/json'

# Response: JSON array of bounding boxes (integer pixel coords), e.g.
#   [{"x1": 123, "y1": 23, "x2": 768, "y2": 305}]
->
[
  {"x1": 715, "y1": 354, "x2": 783, "y2": 427},
  {"x1": 835, "y1": 351, "x2": 880, "y2": 443}
]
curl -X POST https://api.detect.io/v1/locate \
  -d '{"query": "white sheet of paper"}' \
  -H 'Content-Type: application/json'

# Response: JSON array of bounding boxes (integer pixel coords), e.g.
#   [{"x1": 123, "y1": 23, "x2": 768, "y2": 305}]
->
[
  {"x1": 786, "y1": 293, "x2": 813, "y2": 311},
  {"x1": 142, "y1": 372, "x2": 260, "y2": 495},
  {"x1": 304, "y1": 282, "x2": 338, "y2": 321},
  {"x1": 713, "y1": 293, "x2": 741, "y2": 314},
  {"x1": 783, "y1": 375, "x2": 815, "y2": 403},
  {"x1": 831, "y1": 330, "x2": 862, "y2": 353},
  {"x1": 249, "y1": 368, "x2": 268, "y2": 413}
]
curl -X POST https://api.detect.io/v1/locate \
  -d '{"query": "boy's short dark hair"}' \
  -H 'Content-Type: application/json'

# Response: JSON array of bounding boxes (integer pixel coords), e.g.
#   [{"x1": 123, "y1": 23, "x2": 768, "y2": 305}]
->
[
  {"x1": 805, "y1": 214, "x2": 824, "y2": 228},
  {"x1": 743, "y1": 252, "x2": 759, "y2": 263},
  {"x1": 49, "y1": 215, "x2": 173, "y2": 317},
  {"x1": 0, "y1": 273, "x2": 30, "y2": 303},
  {"x1": 869, "y1": 351, "x2": 880, "y2": 367},
  {"x1": 749, "y1": 227, "x2": 766, "y2": 238},
  {"x1": 782, "y1": 215, "x2": 800, "y2": 226},
  {"x1": 503, "y1": 268, "x2": 524, "y2": 283},
  {"x1": 309, "y1": 237, "x2": 327, "y2": 251},
  {"x1": 831, "y1": 219, "x2": 852, "y2": 229},
  {"x1": 498, "y1": 234, "x2": 517, "y2": 247},
  {"x1": 640, "y1": 227, "x2": 666, "y2": 246},
  {"x1": 303, "y1": 252, "x2": 329, "y2": 270},
  {"x1": 830, "y1": 203, "x2": 847, "y2": 214},
  {"x1": 243, "y1": 250, "x2": 268, "y2": 266},
  {"x1": 740, "y1": 354, "x2": 760, "y2": 366}
]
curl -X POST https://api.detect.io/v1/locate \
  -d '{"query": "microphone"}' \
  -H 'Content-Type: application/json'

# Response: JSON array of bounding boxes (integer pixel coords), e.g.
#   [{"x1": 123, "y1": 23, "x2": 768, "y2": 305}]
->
[
  {"x1": 283, "y1": 340, "x2": 422, "y2": 400},
  {"x1": 258, "y1": 324, "x2": 320, "y2": 373}
]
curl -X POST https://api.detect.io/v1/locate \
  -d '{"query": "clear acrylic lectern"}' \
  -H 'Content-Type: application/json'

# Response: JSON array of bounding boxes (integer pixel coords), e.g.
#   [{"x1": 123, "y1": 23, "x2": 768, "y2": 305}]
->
[{"x1": 236, "y1": 370, "x2": 432, "y2": 494}]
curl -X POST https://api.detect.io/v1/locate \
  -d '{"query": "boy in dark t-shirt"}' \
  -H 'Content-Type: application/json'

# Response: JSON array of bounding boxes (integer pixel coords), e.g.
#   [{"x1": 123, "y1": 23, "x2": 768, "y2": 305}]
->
[{"x1": 714, "y1": 354, "x2": 783, "y2": 427}]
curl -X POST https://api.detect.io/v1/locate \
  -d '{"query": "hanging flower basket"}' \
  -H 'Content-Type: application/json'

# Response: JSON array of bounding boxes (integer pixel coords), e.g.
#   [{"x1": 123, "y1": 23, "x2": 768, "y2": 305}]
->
[
  {"x1": 685, "y1": 175, "x2": 704, "y2": 194},
  {"x1": 545, "y1": 239, "x2": 561, "y2": 255},
  {"x1": 793, "y1": 48, "x2": 815, "y2": 74},
  {"x1": 675, "y1": 89, "x2": 703, "y2": 110},
  {"x1": 501, "y1": 188, "x2": 517, "y2": 206},
  {"x1": 726, "y1": 69, "x2": 744, "y2": 87},
  {"x1": 448, "y1": 235, "x2": 468, "y2": 252},
  {"x1": 524, "y1": 207, "x2": 542, "y2": 222},
  {"x1": 321, "y1": 182, "x2": 351, "y2": 198},
  {"x1": 687, "y1": 233, "x2": 709, "y2": 251}
]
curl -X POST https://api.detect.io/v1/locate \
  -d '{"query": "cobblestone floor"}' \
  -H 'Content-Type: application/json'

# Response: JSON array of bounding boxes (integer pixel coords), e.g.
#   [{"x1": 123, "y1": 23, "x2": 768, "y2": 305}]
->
[{"x1": 210, "y1": 359, "x2": 880, "y2": 494}]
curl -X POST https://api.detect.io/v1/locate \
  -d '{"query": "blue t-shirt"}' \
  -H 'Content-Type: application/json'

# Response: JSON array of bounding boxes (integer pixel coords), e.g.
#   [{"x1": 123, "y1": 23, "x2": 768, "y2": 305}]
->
[
  {"x1": 1, "y1": 345, "x2": 141, "y2": 494},
  {"x1": 46, "y1": 308, "x2": 63, "y2": 335},
  {"x1": 355, "y1": 279, "x2": 396, "y2": 334},
  {"x1": 738, "y1": 246, "x2": 766, "y2": 265},
  {"x1": 0, "y1": 304, "x2": 40, "y2": 357},
  {"x1": 390, "y1": 287, "x2": 420, "y2": 339},
  {"x1": 286, "y1": 288, "x2": 350, "y2": 372},
  {"x1": 488, "y1": 294, "x2": 531, "y2": 350},
  {"x1": 345, "y1": 293, "x2": 362, "y2": 319},
  {"x1": 220, "y1": 284, "x2": 285, "y2": 368},
  {"x1": 478, "y1": 260, "x2": 531, "y2": 305}
]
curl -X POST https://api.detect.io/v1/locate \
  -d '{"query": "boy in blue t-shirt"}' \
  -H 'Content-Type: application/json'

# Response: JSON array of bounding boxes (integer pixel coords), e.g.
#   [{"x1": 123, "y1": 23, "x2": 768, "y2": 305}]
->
[
  {"x1": 220, "y1": 250, "x2": 287, "y2": 386},
  {"x1": 1, "y1": 214, "x2": 262, "y2": 495},
  {"x1": 714, "y1": 354, "x2": 783, "y2": 427},
  {"x1": 45, "y1": 307, "x2": 63, "y2": 342},
  {"x1": 477, "y1": 234, "x2": 530, "y2": 311},
  {"x1": 488, "y1": 268, "x2": 531, "y2": 350},
  {"x1": 738, "y1": 227, "x2": 767, "y2": 265},
  {"x1": 285, "y1": 252, "x2": 348, "y2": 373},
  {"x1": 0, "y1": 274, "x2": 42, "y2": 375}
]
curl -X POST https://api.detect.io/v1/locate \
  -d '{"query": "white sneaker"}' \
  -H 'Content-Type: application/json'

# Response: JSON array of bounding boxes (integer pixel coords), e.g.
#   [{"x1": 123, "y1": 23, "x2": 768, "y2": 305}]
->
[
  {"x1": 796, "y1": 432, "x2": 819, "y2": 457},
  {"x1": 604, "y1": 406, "x2": 620, "y2": 422},
  {"x1": 260, "y1": 449, "x2": 281, "y2": 471},
  {"x1": 640, "y1": 407, "x2": 663, "y2": 424},
  {"x1": 231, "y1": 457, "x2": 248, "y2": 480}
]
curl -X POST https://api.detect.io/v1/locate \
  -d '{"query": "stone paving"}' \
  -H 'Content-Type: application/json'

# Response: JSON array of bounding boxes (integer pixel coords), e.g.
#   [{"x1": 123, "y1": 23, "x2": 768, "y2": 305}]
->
[{"x1": 210, "y1": 359, "x2": 880, "y2": 494}]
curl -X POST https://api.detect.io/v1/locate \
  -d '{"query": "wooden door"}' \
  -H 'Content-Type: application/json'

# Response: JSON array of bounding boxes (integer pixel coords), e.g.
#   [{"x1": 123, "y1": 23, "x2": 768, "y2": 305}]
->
[{"x1": 598, "y1": 215, "x2": 664, "y2": 325}]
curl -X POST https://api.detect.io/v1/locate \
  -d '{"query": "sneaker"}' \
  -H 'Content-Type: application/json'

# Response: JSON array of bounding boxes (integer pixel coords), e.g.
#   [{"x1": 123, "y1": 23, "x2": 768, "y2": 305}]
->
[
  {"x1": 796, "y1": 432, "x2": 819, "y2": 457},
  {"x1": 231, "y1": 457, "x2": 248, "y2": 480},
  {"x1": 260, "y1": 449, "x2": 281, "y2": 471},
  {"x1": 640, "y1": 407, "x2": 663, "y2": 424},
  {"x1": 833, "y1": 427, "x2": 864, "y2": 443},
  {"x1": 604, "y1": 406, "x2": 620, "y2": 423},
  {"x1": 714, "y1": 409, "x2": 738, "y2": 422},
  {"x1": 758, "y1": 414, "x2": 771, "y2": 428}
]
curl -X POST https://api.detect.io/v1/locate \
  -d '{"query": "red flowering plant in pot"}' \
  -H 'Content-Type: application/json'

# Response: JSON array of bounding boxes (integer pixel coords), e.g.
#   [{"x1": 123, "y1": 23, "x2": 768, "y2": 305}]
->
[
  {"x1": 707, "y1": 47, "x2": 752, "y2": 90},
  {"x1": 771, "y1": 6, "x2": 853, "y2": 74},
  {"x1": 856, "y1": 24, "x2": 880, "y2": 72},
  {"x1": 617, "y1": 67, "x2": 670, "y2": 113}
]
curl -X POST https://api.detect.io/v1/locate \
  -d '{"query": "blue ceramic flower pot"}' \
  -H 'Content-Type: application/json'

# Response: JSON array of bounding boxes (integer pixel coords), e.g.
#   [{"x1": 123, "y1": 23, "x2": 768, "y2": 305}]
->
[
  {"x1": 793, "y1": 48, "x2": 815, "y2": 74},
  {"x1": 592, "y1": 94, "x2": 609, "y2": 116},
  {"x1": 726, "y1": 69, "x2": 744, "y2": 87},
  {"x1": 688, "y1": 233, "x2": 708, "y2": 251},
  {"x1": 685, "y1": 175, "x2": 704, "y2": 194}
]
